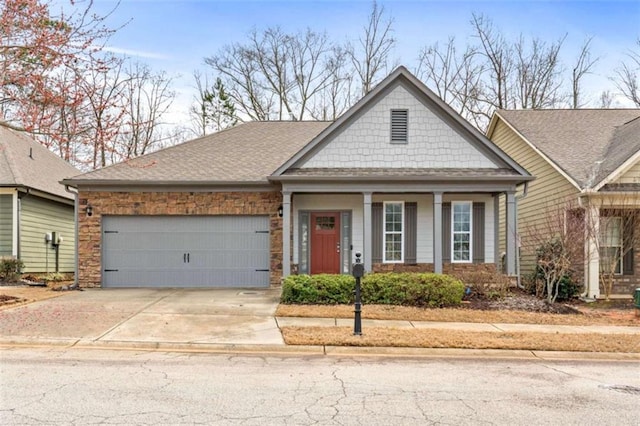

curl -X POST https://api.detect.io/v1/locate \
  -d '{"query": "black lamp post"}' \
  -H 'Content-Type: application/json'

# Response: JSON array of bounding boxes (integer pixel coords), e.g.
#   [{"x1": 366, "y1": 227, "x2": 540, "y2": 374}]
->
[{"x1": 352, "y1": 252, "x2": 364, "y2": 336}]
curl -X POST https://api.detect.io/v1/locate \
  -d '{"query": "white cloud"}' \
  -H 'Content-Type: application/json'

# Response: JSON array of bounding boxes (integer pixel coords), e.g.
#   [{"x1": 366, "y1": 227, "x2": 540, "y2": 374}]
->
[{"x1": 101, "y1": 46, "x2": 170, "y2": 60}]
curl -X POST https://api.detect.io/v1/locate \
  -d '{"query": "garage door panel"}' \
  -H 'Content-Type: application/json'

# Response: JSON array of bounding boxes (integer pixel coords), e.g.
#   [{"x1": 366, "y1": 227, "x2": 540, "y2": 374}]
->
[{"x1": 102, "y1": 216, "x2": 270, "y2": 288}]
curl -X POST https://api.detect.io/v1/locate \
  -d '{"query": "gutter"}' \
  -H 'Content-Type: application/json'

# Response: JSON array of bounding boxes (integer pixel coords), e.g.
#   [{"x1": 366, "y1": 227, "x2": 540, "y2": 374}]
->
[
  {"x1": 271, "y1": 175, "x2": 535, "y2": 183},
  {"x1": 64, "y1": 185, "x2": 79, "y2": 289}
]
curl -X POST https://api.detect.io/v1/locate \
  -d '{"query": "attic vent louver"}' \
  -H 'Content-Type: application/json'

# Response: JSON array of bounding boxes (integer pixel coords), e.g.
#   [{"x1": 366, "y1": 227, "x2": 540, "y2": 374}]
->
[{"x1": 390, "y1": 109, "x2": 408, "y2": 144}]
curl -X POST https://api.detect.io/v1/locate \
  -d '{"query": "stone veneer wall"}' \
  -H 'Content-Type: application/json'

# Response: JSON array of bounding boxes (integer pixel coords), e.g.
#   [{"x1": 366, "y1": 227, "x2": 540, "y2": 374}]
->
[
  {"x1": 78, "y1": 191, "x2": 283, "y2": 288},
  {"x1": 372, "y1": 263, "x2": 497, "y2": 274}
]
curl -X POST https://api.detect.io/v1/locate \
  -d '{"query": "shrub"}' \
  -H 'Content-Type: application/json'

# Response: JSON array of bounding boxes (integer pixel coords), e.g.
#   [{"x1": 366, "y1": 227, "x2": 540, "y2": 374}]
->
[
  {"x1": 527, "y1": 267, "x2": 579, "y2": 301},
  {"x1": 281, "y1": 272, "x2": 465, "y2": 307},
  {"x1": 452, "y1": 270, "x2": 511, "y2": 299},
  {"x1": 281, "y1": 274, "x2": 355, "y2": 304},
  {"x1": 0, "y1": 258, "x2": 25, "y2": 282}
]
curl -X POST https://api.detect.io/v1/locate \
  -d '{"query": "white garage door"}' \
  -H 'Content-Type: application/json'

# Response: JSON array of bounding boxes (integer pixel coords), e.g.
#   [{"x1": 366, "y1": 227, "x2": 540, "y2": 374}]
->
[{"x1": 102, "y1": 216, "x2": 270, "y2": 288}]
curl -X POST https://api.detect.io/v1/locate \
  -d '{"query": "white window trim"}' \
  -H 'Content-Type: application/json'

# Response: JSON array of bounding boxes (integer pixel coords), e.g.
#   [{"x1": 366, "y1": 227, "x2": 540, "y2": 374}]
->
[
  {"x1": 600, "y1": 216, "x2": 623, "y2": 275},
  {"x1": 383, "y1": 201, "x2": 404, "y2": 263},
  {"x1": 451, "y1": 201, "x2": 473, "y2": 263}
]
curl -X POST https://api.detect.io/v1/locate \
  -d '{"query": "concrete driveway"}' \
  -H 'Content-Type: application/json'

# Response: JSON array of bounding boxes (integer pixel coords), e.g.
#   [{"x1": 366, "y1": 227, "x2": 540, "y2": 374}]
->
[{"x1": 0, "y1": 288, "x2": 284, "y2": 347}]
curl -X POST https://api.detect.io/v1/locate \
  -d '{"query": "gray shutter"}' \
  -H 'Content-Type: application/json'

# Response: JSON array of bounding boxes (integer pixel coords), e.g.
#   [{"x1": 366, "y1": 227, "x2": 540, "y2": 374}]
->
[
  {"x1": 473, "y1": 202, "x2": 485, "y2": 263},
  {"x1": 372, "y1": 203, "x2": 383, "y2": 263},
  {"x1": 442, "y1": 203, "x2": 451, "y2": 263},
  {"x1": 404, "y1": 202, "x2": 417, "y2": 264},
  {"x1": 623, "y1": 216, "x2": 634, "y2": 275}
]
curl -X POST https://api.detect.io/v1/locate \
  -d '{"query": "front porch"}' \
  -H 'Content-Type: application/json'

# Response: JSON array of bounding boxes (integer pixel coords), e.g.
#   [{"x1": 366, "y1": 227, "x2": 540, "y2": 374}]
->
[{"x1": 279, "y1": 184, "x2": 520, "y2": 280}]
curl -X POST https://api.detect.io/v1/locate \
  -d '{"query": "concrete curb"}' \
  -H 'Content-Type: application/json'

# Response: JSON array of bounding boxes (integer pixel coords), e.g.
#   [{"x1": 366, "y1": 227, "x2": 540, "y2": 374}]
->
[{"x1": 1, "y1": 338, "x2": 639, "y2": 361}]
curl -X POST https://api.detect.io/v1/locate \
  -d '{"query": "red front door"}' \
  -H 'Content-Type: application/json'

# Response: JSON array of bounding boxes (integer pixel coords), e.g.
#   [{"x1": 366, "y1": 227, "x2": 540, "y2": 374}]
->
[{"x1": 310, "y1": 212, "x2": 341, "y2": 274}]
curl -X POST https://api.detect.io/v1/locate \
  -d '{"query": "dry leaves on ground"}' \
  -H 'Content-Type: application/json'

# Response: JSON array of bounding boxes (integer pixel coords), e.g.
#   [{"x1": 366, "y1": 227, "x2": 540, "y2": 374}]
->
[
  {"x1": 0, "y1": 286, "x2": 68, "y2": 310},
  {"x1": 282, "y1": 326, "x2": 640, "y2": 353},
  {"x1": 276, "y1": 304, "x2": 640, "y2": 326}
]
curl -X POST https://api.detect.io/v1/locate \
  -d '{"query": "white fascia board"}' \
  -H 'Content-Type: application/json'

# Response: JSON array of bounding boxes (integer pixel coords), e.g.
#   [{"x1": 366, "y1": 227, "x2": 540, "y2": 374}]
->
[{"x1": 592, "y1": 148, "x2": 640, "y2": 191}]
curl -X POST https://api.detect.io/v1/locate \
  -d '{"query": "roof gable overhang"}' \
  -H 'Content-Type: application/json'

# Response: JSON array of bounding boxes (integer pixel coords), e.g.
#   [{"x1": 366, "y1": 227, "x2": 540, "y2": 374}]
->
[
  {"x1": 273, "y1": 66, "x2": 531, "y2": 180},
  {"x1": 487, "y1": 111, "x2": 582, "y2": 191}
]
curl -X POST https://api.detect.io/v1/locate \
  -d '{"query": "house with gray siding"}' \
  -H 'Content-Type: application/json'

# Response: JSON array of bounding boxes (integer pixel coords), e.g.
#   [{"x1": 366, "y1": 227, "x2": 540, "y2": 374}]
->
[
  {"x1": 64, "y1": 67, "x2": 531, "y2": 289},
  {"x1": 0, "y1": 126, "x2": 79, "y2": 274},
  {"x1": 488, "y1": 109, "x2": 640, "y2": 298}
]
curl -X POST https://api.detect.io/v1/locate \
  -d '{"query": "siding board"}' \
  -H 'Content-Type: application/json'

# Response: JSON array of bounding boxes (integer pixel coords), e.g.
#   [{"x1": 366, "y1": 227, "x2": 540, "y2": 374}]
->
[
  {"x1": 20, "y1": 196, "x2": 75, "y2": 273},
  {"x1": 491, "y1": 120, "x2": 579, "y2": 276},
  {"x1": 0, "y1": 195, "x2": 13, "y2": 256}
]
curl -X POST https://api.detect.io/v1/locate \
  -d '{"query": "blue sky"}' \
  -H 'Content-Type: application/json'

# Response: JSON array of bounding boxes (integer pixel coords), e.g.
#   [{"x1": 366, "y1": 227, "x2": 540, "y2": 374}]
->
[{"x1": 90, "y1": 0, "x2": 640, "y2": 124}]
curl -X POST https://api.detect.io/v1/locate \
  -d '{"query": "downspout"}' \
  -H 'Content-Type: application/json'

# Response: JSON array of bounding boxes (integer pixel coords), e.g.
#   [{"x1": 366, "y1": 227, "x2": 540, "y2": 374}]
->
[
  {"x1": 514, "y1": 181, "x2": 529, "y2": 289},
  {"x1": 65, "y1": 185, "x2": 79, "y2": 288}
]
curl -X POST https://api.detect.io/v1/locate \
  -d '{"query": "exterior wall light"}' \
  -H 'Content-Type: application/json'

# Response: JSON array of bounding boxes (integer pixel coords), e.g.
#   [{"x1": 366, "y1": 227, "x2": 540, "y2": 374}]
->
[
  {"x1": 277, "y1": 205, "x2": 283, "y2": 218},
  {"x1": 86, "y1": 204, "x2": 93, "y2": 217}
]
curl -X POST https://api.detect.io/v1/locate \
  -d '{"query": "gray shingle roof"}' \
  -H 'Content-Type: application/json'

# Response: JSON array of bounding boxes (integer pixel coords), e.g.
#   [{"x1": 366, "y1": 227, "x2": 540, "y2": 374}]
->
[
  {"x1": 0, "y1": 126, "x2": 79, "y2": 199},
  {"x1": 496, "y1": 109, "x2": 640, "y2": 189},
  {"x1": 69, "y1": 121, "x2": 331, "y2": 184}
]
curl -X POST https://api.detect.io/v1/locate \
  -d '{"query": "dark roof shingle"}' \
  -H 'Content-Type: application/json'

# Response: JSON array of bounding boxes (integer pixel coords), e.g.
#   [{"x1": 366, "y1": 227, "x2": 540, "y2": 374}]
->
[
  {"x1": 70, "y1": 121, "x2": 331, "y2": 184},
  {"x1": 0, "y1": 126, "x2": 79, "y2": 199},
  {"x1": 496, "y1": 109, "x2": 640, "y2": 188}
]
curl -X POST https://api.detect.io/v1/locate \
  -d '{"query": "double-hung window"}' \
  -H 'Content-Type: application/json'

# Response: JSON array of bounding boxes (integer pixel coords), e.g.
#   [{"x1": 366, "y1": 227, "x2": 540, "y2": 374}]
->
[
  {"x1": 383, "y1": 201, "x2": 403, "y2": 262},
  {"x1": 452, "y1": 201, "x2": 472, "y2": 262},
  {"x1": 600, "y1": 216, "x2": 622, "y2": 275}
]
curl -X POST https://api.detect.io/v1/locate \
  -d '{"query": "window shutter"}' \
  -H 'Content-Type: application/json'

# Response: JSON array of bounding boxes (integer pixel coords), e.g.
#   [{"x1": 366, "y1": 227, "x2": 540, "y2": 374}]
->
[
  {"x1": 404, "y1": 202, "x2": 417, "y2": 264},
  {"x1": 372, "y1": 203, "x2": 383, "y2": 263},
  {"x1": 473, "y1": 202, "x2": 485, "y2": 263},
  {"x1": 442, "y1": 202, "x2": 451, "y2": 263},
  {"x1": 390, "y1": 109, "x2": 408, "y2": 144},
  {"x1": 623, "y1": 216, "x2": 634, "y2": 275}
]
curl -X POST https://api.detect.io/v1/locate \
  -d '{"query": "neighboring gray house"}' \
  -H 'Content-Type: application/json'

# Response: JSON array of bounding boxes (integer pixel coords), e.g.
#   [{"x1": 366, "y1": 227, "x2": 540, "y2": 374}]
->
[
  {"x1": 0, "y1": 126, "x2": 79, "y2": 274},
  {"x1": 64, "y1": 66, "x2": 531, "y2": 288}
]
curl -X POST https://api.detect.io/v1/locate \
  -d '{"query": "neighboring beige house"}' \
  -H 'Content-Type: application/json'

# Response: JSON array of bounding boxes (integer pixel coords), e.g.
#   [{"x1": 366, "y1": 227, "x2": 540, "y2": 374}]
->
[
  {"x1": 0, "y1": 126, "x2": 79, "y2": 274},
  {"x1": 63, "y1": 67, "x2": 531, "y2": 289},
  {"x1": 488, "y1": 109, "x2": 640, "y2": 298}
]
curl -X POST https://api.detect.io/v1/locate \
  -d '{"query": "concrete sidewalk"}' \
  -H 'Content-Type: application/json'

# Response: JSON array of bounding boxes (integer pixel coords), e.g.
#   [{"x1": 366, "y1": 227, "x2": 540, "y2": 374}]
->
[{"x1": 0, "y1": 288, "x2": 639, "y2": 360}]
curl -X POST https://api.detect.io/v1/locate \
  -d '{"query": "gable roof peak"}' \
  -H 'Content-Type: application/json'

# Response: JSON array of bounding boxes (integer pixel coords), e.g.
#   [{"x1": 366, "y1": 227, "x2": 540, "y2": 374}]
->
[
  {"x1": 273, "y1": 64, "x2": 531, "y2": 178},
  {"x1": 492, "y1": 108, "x2": 640, "y2": 190}
]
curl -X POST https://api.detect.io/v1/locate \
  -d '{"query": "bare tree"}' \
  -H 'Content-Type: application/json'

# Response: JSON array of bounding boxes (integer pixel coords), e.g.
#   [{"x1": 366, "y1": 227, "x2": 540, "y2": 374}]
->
[
  {"x1": 347, "y1": 0, "x2": 396, "y2": 96},
  {"x1": 571, "y1": 37, "x2": 599, "y2": 108},
  {"x1": 514, "y1": 34, "x2": 566, "y2": 109},
  {"x1": 117, "y1": 62, "x2": 176, "y2": 161},
  {"x1": 599, "y1": 90, "x2": 614, "y2": 108},
  {"x1": 206, "y1": 26, "x2": 342, "y2": 121},
  {"x1": 614, "y1": 38, "x2": 640, "y2": 107},
  {"x1": 82, "y1": 56, "x2": 128, "y2": 169},
  {"x1": 415, "y1": 38, "x2": 484, "y2": 126},
  {"x1": 471, "y1": 13, "x2": 513, "y2": 114},
  {"x1": 308, "y1": 46, "x2": 354, "y2": 121},
  {"x1": 521, "y1": 200, "x2": 585, "y2": 304}
]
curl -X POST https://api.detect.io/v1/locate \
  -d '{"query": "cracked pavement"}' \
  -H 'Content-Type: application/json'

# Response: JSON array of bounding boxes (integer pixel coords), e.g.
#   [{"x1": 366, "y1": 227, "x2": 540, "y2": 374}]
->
[{"x1": 1, "y1": 348, "x2": 639, "y2": 425}]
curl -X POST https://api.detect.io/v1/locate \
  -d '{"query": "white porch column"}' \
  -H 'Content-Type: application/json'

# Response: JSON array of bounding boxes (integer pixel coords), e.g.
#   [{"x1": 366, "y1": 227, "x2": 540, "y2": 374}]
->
[
  {"x1": 585, "y1": 205, "x2": 600, "y2": 299},
  {"x1": 505, "y1": 191, "x2": 517, "y2": 275},
  {"x1": 363, "y1": 192, "x2": 372, "y2": 272},
  {"x1": 433, "y1": 192, "x2": 443, "y2": 274},
  {"x1": 282, "y1": 191, "x2": 292, "y2": 278}
]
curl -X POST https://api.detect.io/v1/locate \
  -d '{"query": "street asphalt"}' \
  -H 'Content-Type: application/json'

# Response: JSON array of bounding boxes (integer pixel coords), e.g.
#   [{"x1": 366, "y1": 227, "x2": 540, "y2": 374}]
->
[{"x1": 0, "y1": 287, "x2": 639, "y2": 360}]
